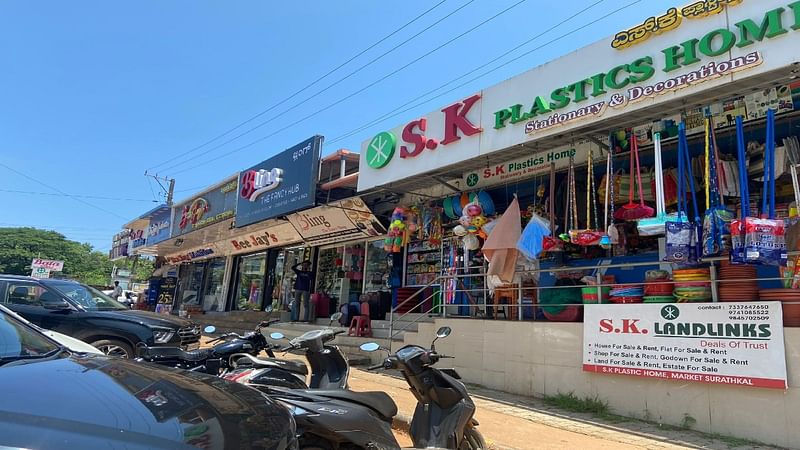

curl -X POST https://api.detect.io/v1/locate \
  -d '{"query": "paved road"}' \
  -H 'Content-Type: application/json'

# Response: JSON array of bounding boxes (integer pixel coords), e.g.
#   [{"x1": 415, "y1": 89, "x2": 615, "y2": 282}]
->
[{"x1": 347, "y1": 368, "x2": 779, "y2": 450}]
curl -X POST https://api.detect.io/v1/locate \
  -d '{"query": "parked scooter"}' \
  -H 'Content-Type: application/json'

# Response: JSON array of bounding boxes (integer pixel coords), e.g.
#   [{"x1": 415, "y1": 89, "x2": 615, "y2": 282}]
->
[
  {"x1": 136, "y1": 319, "x2": 308, "y2": 385},
  {"x1": 360, "y1": 326, "x2": 486, "y2": 449},
  {"x1": 223, "y1": 313, "x2": 350, "y2": 390},
  {"x1": 238, "y1": 326, "x2": 484, "y2": 449}
]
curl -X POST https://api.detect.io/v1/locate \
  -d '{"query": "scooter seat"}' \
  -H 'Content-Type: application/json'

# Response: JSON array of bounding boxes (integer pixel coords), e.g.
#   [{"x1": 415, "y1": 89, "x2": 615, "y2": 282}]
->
[
  {"x1": 140, "y1": 346, "x2": 212, "y2": 362},
  {"x1": 232, "y1": 353, "x2": 308, "y2": 376},
  {"x1": 309, "y1": 390, "x2": 398, "y2": 419}
]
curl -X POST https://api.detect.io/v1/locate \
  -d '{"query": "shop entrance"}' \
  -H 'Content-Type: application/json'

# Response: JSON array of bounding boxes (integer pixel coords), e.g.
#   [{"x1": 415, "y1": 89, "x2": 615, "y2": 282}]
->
[{"x1": 265, "y1": 246, "x2": 309, "y2": 313}]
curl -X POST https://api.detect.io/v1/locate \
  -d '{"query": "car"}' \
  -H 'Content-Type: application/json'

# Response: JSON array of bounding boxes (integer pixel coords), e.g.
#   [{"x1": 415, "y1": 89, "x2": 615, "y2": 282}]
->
[
  {"x1": 0, "y1": 275, "x2": 201, "y2": 358},
  {"x1": 0, "y1": 306, "x2": 298, "y2": 449},
  {"x1": 0, "y1": 304, "x2": 103, "y2": 354}
]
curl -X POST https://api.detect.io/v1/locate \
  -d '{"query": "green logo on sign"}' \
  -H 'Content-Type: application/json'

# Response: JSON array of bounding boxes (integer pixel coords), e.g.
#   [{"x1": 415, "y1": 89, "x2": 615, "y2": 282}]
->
[
  {"x1": 466, "y1": 173, "x2": 479, "y2": 187},
  {"x1": 661, "y1": 305, "x2": 679, "y2": 321},
  {"x1": 367, "y1": 132, "x2": 396, "y2": 169}
]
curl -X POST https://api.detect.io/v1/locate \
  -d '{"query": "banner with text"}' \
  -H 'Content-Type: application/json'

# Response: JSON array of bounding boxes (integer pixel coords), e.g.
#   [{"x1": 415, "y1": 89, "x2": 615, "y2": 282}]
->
[
  {"x1": 583, "y1": 302, "x2": 787, "y2": 389},
  {"x1": 287, "y1": 197, "x2": 385, "y2": 246}
]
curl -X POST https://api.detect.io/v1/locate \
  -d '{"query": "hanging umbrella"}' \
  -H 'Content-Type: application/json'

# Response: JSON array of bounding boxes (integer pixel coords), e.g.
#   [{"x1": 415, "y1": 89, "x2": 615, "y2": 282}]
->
[{"x1": 482, "y1": 197, "x2": 522, "y2": 283}]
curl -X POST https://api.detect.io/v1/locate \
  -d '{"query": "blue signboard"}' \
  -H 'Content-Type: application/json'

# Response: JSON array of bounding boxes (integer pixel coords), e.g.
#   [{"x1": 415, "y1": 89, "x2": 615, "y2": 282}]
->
[
  {"x1": 172, "y1": 176, "x2": 239, "y2": 237},
  {"x1": 146, "y1": 207, "x2": 172, "y2": 246},
  {"x1": 235, "y1": 136, "x2": 322, "y2": 228}
]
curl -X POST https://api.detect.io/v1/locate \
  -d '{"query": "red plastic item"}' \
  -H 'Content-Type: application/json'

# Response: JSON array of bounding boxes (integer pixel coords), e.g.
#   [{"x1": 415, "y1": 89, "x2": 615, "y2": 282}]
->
[
  {"x1": 609, "y1": 296, "x2": 643, "y2": 304},
  {"x1": 543, "y1": 305, "x2": 582, "y2": 322},
  {"x1": 348, "y1": 302, "x2": 372, "y2": 337}
]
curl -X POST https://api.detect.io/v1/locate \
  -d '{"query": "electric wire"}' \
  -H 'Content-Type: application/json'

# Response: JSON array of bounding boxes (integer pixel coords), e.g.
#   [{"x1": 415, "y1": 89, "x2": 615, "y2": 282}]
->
[
  {"x1": 145, "y1": 0, "x2": 453, "y2": 172},
  {"x1": 0, "y1": 188, "x2": 158, "y2": 202},
  {"x1": 327, "y1": 0, "x2": 638, "y2": 145},
  {"x1": 159, "y1": 0, "x2": 480, "y2": 174},
  {"x1": 0, "y1": 162, "x2": 128, "y2": 220},
  {"x1": 170, "y1": 0, "x2": 531, "y2": 175}
]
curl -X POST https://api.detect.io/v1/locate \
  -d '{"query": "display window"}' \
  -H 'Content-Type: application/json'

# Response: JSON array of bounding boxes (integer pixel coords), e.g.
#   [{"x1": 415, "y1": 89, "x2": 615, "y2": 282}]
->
[{"x1": 231, "y1": 252, "x2": 266, "y2": 311}]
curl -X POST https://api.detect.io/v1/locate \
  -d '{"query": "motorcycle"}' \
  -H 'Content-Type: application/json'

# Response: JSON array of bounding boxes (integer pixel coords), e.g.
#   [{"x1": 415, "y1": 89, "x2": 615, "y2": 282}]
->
[
  {"x1": 135, "y1": 319, "x2": 308, "y2": 387},
  {"x1": 360, "y1": 326, "x2": 486, "y2": 449},
  {"x1": 223, "y1": 312, "x2": 350, "y2": 390}
]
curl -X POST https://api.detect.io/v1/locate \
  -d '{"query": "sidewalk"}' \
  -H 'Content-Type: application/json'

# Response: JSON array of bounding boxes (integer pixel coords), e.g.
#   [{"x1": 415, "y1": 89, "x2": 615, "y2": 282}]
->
[{"x1": 347, "y1": 368, "x2": 782, "y2": 450}]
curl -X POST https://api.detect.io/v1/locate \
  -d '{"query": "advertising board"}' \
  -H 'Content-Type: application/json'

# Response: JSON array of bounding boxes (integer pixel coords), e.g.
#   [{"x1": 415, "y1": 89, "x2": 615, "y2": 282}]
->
[
  {"x1": 583, "y1": 302, "x2": 788, "y2": 389},
  {"x1": 235, "y1": 136, "x2": 322, "y2": 228}
]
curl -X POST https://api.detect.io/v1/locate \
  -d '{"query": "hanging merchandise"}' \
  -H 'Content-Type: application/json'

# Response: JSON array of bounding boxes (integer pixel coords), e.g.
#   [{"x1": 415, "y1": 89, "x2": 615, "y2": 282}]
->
[
  {"x1": 559, "y1": 156, "x2": 578, "y2": 242},
  {"x1": 606, "y1": 134, "x2": 620, "y2": 246},
  {"x1": 570, "y1": 150, "x2": 605, "y2": 246},
  {"x1": 664, "y1": 123, "x2": 701, "y2": 264},
  {"x1": 384, "y1": 207, "x2": 408, "y2": 253},
  {"x1": 743, "y1": 109, "x2": 788, "y2": 267},
  {"x1": 483, "y1": 197, "x2": 522, "y2": 283},
  {"x1": 477, "y1": 191, "x2": 496, "y2": 216},
  {"x1": 731, "y1": 116, "x2": 751, "y2": 264},
  {"x1": 443, "y1": 197, "x2": 457, "y2": 220},
  {"x1": 600, "y1": 150, "x2": 613, "y2": 249},
  {"x1": 615, "y1": 134, "x2": 654, "y2": 221},
  {"x1": 784, "y1": 135, "x2": 800, "y2": 253},
  {"x1": 542, "y1": 163, "x2": 564, "y2": 253},
  {"x1": 638, "y1": 132, "x2": 670, "y2": 236},
  {"x1": 518, "y1": 211, "x2": 550, "y2": 260},
  {"x1": 701, "y1": 118, "x2": 734, "y2": 257}
]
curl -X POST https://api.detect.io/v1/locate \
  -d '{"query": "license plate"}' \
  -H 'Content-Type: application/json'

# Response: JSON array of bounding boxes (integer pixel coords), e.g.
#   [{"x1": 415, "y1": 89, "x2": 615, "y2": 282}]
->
[{"x1": 185, "y1": 342, "x2": 200, "y2": 351}]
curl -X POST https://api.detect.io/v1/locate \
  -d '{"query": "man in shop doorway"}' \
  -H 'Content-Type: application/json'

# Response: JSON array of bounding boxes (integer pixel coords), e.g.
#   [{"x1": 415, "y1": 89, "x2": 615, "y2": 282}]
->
[
  {"x1": 111, "y1": 281, "x2": 123, "y2": 300},
  {"x1": 291, "y1": 260, "x2": 313, "y2": 322}
]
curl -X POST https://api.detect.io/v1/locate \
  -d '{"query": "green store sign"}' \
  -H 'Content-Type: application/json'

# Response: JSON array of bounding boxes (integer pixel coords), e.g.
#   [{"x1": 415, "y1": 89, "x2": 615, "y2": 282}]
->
[{"x1": 493, "y1": 3, "x2": 800, "y2": 130}]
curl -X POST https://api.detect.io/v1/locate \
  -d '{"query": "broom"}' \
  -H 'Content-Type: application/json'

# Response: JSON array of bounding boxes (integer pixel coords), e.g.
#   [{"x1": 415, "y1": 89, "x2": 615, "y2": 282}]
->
[{"x1": 615, "y1": 133, "x2": 654, "y2": 220}]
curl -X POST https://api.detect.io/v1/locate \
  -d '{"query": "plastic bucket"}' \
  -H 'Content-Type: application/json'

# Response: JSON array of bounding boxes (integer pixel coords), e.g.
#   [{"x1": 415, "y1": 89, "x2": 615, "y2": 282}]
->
[{"x1": 581, "y1": 286, "x2": 610, "y2": 304}]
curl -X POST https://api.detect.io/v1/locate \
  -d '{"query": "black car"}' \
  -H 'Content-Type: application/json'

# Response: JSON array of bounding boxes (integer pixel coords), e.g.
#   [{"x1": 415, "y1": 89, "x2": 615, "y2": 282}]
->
[
  {"x1": 0, "y1": 306, "x2": 297, "y2": 449},
  {"x1": 0, "y1": 275, "x2": 200, "y2": 358}
]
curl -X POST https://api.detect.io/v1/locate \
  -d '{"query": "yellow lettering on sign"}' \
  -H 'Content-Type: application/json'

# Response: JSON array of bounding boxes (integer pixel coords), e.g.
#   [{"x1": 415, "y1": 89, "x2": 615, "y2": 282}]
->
[{"x1": 612, "y1": 0, "x2": 743, "y2": 50}]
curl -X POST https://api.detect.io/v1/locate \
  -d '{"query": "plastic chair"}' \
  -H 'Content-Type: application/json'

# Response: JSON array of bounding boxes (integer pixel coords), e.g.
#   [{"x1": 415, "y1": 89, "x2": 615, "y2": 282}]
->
[{"x1": 348, "y1": 302, "x2": 372, "y2": 337}]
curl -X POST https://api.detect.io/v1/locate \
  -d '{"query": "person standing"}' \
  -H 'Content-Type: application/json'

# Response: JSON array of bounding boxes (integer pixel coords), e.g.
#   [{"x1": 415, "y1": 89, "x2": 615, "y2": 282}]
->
[
  {"x1": 111, "y1": 281, "x2": 123, "y2": 300},
  {"x1": 291, "y1": 260, "x2": 313, "y2": 322}
]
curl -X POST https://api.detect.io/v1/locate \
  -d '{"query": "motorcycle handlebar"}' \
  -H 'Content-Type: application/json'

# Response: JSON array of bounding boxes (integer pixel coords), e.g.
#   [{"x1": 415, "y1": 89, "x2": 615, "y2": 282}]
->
[
  {"x1": 367, "y1": 363, "x2": 384, "y2": 371},
  {"x1": 333, "y1": 330, "x2": 346, "y2": 336}
]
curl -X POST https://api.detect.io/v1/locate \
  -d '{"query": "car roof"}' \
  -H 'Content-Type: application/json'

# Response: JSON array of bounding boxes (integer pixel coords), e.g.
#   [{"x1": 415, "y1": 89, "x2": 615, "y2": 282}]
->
[{"x1": 0, "y1": 274, "x2": 39, "y2": 281}]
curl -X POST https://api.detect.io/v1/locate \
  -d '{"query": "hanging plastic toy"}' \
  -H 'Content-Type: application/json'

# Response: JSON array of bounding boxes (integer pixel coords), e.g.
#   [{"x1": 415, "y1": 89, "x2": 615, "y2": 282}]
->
[{"x1": 384, "y1": 207, "x2": 408, "y2": 253}]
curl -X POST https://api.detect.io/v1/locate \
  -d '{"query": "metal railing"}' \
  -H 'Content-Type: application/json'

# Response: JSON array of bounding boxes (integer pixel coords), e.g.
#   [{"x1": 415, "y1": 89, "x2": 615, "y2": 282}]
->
[{"x1": 385, "y1": 250, "x2": 800, "y2": 349}]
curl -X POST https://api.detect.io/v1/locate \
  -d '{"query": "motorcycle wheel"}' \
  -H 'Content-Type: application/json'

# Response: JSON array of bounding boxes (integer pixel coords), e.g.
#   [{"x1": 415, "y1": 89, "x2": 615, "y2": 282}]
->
[{"x1": 460, "y1": 426, "x2": 487, "y2": 450}]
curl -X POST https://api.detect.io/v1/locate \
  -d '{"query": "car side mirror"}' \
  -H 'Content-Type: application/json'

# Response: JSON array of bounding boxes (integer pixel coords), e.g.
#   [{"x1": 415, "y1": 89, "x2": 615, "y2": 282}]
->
[{"x1": 43, "y1": 301, "x2": 71, "y2": 311}]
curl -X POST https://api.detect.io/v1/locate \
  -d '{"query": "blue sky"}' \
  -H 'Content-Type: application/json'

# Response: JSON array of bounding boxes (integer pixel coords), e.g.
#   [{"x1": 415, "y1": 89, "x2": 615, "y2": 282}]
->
[{"x1": 0, "y1": 0, "x2": 677, "y2": 252}]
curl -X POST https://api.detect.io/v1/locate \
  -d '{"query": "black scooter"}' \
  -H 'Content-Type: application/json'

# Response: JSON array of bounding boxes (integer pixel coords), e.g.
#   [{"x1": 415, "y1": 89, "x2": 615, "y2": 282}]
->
[
  {"x1": 241, "y1": 326, "x2": 484, "y2": 449},
  {"x1": 361, "y1": 326, "x2": 486, "y2": 449},
  {"x1": 135, "y1": 320, "x2": 308, "y2": 388},
  {"x1": 223, "y1": 313, "x2": 350, "y2": 390}
]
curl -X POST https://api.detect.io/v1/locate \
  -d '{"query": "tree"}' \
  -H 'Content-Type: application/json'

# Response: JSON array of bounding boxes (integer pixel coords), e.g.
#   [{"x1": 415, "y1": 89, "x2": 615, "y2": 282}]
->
[{"x1": 0, "y1": 227, "x2": 152, "y2": 285}]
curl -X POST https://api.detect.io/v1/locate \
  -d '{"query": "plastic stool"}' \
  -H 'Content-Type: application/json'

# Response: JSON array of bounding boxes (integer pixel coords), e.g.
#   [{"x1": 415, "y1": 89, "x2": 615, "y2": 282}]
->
[{"x1": 348, "y1": 302, "x2": 372, "y2": 337}]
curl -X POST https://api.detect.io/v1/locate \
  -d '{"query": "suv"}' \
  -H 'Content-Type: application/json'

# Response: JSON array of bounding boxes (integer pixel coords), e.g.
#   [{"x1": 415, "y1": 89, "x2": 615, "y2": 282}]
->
[{"x1": 0, "y1": 275, "x2": 200, "y2": 358}]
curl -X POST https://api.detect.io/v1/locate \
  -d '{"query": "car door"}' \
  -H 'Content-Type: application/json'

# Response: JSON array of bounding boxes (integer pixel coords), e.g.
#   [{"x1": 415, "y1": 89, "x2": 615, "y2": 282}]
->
[{"x1": 1, "y1": 280, "x2": 75, "y2": 334}]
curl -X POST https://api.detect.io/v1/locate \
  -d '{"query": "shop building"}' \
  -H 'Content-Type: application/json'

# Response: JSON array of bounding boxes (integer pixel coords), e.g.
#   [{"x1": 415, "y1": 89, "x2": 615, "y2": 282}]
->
[
  {"x1": 353, "y1": 1, "x2": 800, "y2": 446},
  {"x1": 119, "y1": 136, "x2": 391, "y2": 320}
]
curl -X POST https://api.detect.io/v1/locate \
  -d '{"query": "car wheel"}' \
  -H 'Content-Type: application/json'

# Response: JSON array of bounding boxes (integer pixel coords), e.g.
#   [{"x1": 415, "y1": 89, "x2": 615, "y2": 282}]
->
[{"x1": 91, "y1": 339, "x2": 133, "y2": 358}]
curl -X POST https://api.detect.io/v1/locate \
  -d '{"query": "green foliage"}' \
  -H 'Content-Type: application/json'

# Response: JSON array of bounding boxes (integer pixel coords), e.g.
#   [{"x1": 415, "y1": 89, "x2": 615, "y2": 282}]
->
[{"x1": 0, "y1": 227, "x2": 153, "y2": 285}]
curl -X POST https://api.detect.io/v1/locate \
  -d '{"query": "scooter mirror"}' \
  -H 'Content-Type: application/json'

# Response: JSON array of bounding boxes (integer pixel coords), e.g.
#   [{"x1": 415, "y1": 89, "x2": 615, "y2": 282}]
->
[
  {"x1": 436, "y1": 326, "x2": 452, "y2": 338},
  {"x1": 269, "y1": 332, "x2": 285, "y2": 340},
  {"x1": 360, "y1": 342, "x2": 380, "y2": 352},
  {"x1": 203, "y1": 325, "x2": 217, "y2": 334},
  {"x1": 330, "y1": 312, "x2": 343, "y2": 321},
  {"x1": 264, "y1": 305, "x2": 273, "y2": 313}
]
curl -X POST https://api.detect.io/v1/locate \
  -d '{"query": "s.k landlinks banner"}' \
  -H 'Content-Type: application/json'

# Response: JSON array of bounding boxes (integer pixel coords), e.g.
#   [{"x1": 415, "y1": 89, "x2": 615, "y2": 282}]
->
[{"x1": 583, "y1": 302, "x2": 788, "y2": 389}]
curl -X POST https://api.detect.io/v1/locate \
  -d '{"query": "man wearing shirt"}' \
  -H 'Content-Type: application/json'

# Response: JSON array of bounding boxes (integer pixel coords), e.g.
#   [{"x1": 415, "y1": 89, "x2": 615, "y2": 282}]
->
[{"x1": 291, "y1": 260, "x2": 313, "y2": 322}]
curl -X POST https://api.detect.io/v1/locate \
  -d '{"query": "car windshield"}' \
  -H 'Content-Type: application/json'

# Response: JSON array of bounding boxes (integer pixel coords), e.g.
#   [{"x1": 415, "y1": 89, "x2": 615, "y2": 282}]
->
[
  {"x1": 46, "y1": 281, "x2": 129, "y2": 311},
  {"x1": 0, "y1": 309, "x2": 60, "y2": 362}
]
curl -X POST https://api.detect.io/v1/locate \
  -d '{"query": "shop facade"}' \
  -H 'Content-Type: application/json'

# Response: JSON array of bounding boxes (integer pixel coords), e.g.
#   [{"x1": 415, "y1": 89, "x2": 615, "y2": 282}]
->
[{"x1": 355, "y1": 2, "x2": 800, "y2": 446}]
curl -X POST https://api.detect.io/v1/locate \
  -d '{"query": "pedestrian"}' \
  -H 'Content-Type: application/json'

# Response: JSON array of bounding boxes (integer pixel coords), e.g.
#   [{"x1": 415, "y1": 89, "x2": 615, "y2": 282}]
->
[
  {"x1": 291, "y1": 260, "x2": 313, "y2": 322},
  {"x1": 111, "y1": 280, "x2": 123, "y2": 300}
]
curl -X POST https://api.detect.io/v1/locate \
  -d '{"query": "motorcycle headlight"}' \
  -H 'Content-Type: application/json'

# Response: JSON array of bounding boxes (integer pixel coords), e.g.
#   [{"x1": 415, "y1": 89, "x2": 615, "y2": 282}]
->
[
  {"x1": 152, "y1": 327, "x2": 175, "y2": 344},
  {"x1": 276, "y1": 399, "x2": 312, "y2": 416}
]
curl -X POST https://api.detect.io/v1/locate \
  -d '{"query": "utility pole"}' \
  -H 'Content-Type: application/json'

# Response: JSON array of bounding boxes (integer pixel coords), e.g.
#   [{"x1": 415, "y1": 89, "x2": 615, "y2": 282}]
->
[{"x1": 144, "y1": 171, "x2": 176, "y2": 206}]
